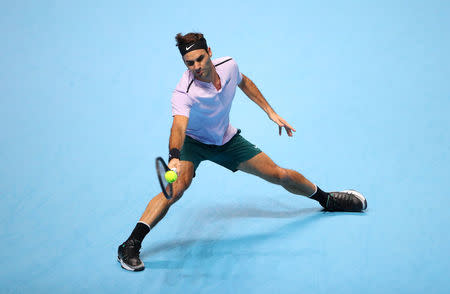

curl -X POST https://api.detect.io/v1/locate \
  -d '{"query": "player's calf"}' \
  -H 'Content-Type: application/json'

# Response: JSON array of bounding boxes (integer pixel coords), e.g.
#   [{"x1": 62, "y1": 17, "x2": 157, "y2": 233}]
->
[
  {"x1": 275, "y1": 169, "x2": 368, "y2": 212},
  {"x1": 278, "y1": 168, "x2": 317, "y2": 196}
]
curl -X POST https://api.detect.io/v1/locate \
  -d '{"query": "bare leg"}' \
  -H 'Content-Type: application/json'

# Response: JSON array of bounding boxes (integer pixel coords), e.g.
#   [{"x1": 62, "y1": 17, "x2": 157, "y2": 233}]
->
[
  {"x1": 237, "y1": 152, "x2": 316, "y2": 196},
  {"x1": 117, "y1": 161, "x2": 195, "y2": 271},
  {"x1": 139, "y1": 160, "x2": 194, "y2": 228}
]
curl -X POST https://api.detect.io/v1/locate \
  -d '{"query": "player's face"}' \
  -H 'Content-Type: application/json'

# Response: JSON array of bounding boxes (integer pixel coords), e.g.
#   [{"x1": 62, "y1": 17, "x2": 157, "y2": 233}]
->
[{"x1": 183, "y1": 48, "x2": 213, "y2": 81}]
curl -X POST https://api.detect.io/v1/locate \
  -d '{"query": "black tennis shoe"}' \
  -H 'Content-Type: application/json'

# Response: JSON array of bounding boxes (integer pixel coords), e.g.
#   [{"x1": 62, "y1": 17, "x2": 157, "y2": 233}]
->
[
  {"x1": 323, "y1": 190, "x2": 367, "y2": 212},
  {"x1": 117, "y1": 239, "x2": 145, "y2": 271}
]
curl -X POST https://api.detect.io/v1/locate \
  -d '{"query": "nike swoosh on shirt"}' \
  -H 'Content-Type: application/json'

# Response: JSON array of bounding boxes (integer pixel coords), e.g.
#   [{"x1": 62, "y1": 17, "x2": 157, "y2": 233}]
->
[{"x1": 186, "y1": 44, "x2": 195, "y2": 50}]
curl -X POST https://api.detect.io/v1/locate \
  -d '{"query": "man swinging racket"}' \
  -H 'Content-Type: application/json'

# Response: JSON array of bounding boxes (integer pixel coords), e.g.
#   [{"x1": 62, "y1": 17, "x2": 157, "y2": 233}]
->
[{"x1": 118, "y1": 32, "x2": 367, "y2": 271}]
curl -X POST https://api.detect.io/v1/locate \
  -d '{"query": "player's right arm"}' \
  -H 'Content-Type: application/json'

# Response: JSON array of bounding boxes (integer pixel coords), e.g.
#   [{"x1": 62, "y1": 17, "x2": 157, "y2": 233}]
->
[
  {"x1": 168, "y1": 115, "x2": 189, "y2": 171},
  {"x1": 170, "y1": 71, "x2": 192, "y2": 170}
]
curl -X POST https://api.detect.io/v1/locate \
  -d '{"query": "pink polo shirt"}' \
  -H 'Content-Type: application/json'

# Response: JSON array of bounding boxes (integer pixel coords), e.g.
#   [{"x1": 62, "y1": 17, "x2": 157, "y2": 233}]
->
[{"x1": 171, "y1": 56, "x2": 243, "y2": 145}]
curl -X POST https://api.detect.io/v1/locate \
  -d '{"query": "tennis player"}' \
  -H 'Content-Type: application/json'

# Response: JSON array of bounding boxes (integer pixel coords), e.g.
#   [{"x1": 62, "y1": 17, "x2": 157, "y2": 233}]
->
[{"x1": 118, "y1": 32, "x2": 367, "y2": 271}]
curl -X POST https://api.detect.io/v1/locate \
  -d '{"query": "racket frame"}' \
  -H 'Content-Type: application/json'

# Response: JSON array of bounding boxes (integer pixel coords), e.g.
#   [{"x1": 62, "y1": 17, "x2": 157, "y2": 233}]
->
[{"x1": 155, "y1": 157, "x2": 173, "y2": 200}]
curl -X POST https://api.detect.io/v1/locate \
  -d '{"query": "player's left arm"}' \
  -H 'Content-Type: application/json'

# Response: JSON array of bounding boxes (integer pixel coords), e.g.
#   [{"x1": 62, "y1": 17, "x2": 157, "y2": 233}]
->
[{"x1": 238, "y1": 73, "x2": 296, "y2": 136}]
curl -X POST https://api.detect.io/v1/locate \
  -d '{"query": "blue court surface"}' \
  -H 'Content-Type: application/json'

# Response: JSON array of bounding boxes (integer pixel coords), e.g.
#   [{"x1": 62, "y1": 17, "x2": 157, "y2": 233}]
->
[{"x1": 1, "y1": 1, "x2": 449, "y2": 293}]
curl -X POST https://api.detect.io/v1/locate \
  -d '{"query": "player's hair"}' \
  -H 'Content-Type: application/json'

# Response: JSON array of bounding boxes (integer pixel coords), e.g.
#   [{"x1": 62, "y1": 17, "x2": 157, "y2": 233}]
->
[{"x1": 175, "y1": 32, "x2": 205, "y2": 47}]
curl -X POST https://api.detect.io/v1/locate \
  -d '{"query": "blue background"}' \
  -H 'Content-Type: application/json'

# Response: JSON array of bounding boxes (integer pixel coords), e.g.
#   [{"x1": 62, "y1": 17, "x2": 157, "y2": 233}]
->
[{"x1": 1, "y1": 1, "x2": 449, "y2": 293}]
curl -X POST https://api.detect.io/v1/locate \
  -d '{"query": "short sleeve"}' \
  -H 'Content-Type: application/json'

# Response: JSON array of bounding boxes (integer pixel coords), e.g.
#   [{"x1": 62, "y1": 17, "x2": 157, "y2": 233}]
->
[
  {"x1": 171, "y1": 88, "x2": 192, "y2": 117},
  {"x1": 233, "y1": 59, "x2": 243, "y2": 84},
  {"x1": 237, "y1": 71, "x2": 243, "y2": 84}
]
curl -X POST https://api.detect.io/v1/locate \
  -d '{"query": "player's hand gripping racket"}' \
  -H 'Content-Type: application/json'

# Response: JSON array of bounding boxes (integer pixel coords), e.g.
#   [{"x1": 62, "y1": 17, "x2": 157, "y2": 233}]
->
[{"x1": 155, "y1": 157, "x2": 178, "y2": 200}]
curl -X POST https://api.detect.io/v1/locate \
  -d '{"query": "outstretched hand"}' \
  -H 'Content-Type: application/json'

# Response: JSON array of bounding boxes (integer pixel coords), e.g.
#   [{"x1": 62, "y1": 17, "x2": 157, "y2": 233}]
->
[{"x1": 268, "y1": 112, "x2": 296, "y2": 137}]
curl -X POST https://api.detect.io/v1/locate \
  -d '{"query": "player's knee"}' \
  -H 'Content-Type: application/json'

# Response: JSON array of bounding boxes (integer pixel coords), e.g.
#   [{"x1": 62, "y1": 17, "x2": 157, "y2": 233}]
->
[
  {"x1": 171, "y1": 177, "x2": 191, "y2": 203},
  {"x1": 270, "y1": 166, "x2": 288, "y2": 185},
  {"x1": 280, "y1": 167, "x2": 291, "y2": 184}
]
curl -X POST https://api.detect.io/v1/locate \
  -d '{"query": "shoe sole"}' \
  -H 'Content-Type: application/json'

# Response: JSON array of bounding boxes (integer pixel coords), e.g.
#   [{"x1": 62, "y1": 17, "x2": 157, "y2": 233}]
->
[
  {"x1": 342, "y1": 189, "x2": 367, "y2": 210},
  {"x1": 117, "y1": 257, "x2": 145, "y2": 272}
]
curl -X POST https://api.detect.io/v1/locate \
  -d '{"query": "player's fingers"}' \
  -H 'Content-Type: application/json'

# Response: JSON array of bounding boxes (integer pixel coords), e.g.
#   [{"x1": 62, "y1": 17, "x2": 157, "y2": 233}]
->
[
  {"x1": 278, "y1": 117, "x2": 296, "y2": 132},
  {"x1": 285, "y1": 126, "x2": 293, "y2": 137},
  {"x1": 284, "y1": 122, "x2": 296, "y2": 132}
]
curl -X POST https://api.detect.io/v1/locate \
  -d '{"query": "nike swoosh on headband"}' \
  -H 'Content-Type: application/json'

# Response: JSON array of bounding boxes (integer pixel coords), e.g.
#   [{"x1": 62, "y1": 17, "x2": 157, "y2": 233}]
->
[{"x1": 186, "y1": 44, "x2": 195, "y2": 50}]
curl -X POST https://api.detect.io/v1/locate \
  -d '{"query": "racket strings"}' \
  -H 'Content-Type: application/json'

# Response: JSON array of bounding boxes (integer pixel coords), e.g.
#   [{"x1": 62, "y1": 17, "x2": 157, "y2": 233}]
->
[{"x1": 156, "y1": 159, "x2": 173, "y2": 198}]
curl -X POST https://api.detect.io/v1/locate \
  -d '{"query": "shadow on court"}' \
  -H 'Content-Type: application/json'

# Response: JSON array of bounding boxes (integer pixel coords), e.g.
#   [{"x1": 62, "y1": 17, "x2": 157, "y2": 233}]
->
[{"x1": 140, "y1": 204, "x2": 366, "y2": 270}]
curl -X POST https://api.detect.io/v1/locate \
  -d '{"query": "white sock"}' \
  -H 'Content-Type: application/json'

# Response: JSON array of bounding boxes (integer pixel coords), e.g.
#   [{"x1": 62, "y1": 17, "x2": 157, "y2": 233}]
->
[
  {"x1": 137, "y1": 221, "x2": 150, "y2": 229},
  {"x1": 307, "y1": 184, "x2": 318, "y2": 198}
]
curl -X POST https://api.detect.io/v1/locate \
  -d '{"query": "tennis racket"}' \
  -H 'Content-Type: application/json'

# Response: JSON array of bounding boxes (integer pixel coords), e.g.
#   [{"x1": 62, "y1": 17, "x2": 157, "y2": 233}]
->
[{"x1": 155, "y1": 157, "x2": 176, "y2": 200}]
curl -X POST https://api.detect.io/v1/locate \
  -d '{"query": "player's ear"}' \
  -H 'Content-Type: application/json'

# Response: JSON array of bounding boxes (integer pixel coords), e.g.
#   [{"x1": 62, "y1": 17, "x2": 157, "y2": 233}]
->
[{"x1": 207, "y1": 47, "x2": 212, "y2": 57}]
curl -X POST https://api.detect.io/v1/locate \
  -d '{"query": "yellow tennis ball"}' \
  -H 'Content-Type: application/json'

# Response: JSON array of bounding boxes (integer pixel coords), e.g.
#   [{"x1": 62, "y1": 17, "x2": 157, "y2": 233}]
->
[{"x1": 165, "y1": 170, "x2": 178, "y2": 183}]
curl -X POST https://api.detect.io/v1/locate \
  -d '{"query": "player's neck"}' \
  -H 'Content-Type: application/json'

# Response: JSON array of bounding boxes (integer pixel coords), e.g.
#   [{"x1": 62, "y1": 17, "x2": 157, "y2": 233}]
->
[
  {"x1": 211, "y1": 70, "x2": 221, "y2": 90},
  {"x1": 195, "y1": 67, "x2": 221, "y2": 90}
]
